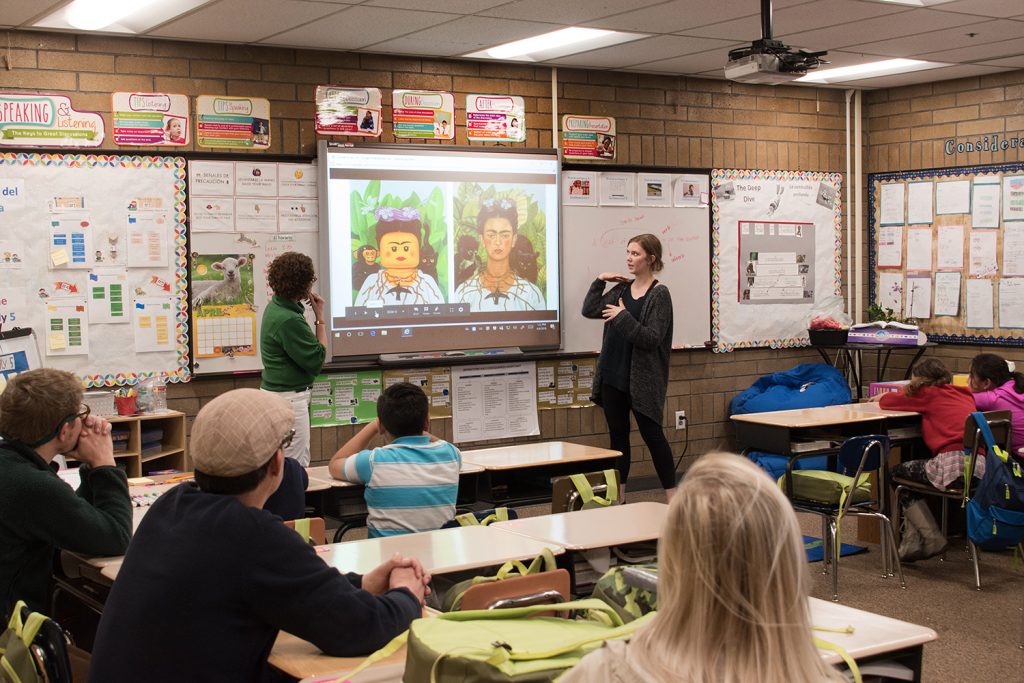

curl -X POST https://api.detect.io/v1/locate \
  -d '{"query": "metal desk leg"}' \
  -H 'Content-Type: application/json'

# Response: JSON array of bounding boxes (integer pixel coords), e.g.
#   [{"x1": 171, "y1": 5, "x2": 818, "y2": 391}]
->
[
  {"x1": 846, "y1": 348, "x2": 862, "y2": 400},
  {"x1": 902, "y1": 346, "x2": 929, "y2": 380}
]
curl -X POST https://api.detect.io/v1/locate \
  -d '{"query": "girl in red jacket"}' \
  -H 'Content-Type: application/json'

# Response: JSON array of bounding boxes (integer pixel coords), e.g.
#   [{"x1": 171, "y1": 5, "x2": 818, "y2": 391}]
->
[{"x1": 876, "y1": 358, "x2": 978, "y2": 490}]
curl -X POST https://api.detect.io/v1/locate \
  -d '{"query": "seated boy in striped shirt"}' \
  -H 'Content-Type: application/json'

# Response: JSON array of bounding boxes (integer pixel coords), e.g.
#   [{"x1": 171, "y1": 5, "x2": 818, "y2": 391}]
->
[{"x1": 329, "y1": 382, "x2": 461, "y2": 537}]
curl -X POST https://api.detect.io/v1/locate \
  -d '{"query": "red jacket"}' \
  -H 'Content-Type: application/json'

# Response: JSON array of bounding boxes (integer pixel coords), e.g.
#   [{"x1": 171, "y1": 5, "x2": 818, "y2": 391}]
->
[{"x1": 880, "y1": 384, "x2": 976, "y2": 455}]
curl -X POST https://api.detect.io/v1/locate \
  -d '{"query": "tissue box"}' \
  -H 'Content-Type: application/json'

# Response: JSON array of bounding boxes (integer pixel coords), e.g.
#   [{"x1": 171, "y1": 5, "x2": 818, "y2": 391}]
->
[
  {"x1": 848, "y1": 324, "x2": 920, "y2": 345},
  {"x1": 869, "y1": 380, "x2": 910, "y2": 398},
  {"x1": 83, "y1": 390, "x2": 116, "y2": 416}
]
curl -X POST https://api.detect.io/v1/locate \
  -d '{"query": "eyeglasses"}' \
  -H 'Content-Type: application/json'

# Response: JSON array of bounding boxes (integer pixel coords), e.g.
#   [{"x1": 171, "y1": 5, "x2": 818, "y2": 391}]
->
[
  {"x1": 277, "y1": 429, "x2": 296, "y2": 455},
  {"x1": 26, "y1": 403, "x2": 90, "y2": 448},
  {"x1": 76, "y1": 404, "x2": 91, "y2": 422}
]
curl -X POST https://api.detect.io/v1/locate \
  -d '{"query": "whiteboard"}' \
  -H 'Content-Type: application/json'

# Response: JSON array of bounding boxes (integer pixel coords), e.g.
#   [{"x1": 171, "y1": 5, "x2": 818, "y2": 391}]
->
[
  {"x1": 561, "y1": 203, "x2": 712, "y2": 352},
  {"x1": 0, "y1": 153, "x2": 188, "y2": 387}
]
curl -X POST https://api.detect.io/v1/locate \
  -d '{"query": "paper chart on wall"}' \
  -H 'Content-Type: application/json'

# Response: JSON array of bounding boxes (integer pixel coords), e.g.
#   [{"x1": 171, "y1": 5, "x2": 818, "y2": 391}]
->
[
  {"x1": 234, "y1": 162, "x2": 278, "y2": 197},
  {"x1": 877, "y1": 272, "x2": 903, "y2": 317},
  {"x1": 907, "y1": 180, "x2": 933, "y2": 225},
  {"x1": 126, "y1": 212, "x2": 169, "y2": 268},
  {"x1": 381, "y1": 367, "x2": 452, "y2": 419},
  {"x1": 906, "y1": 228, "x2": 933, "y2": 272},
  {"x1": 998, "y1": 279, "x2": 1024, "y2": 328},
  {"x1": 310, "y1": 371, "x2": 384, "y2": 427},
  {"x1": 637, "y1": 173, "x2": 671, "y2": 207},
  {"x1": 49, "y1": 214, "x2": 92, "y2": 269},
  {"x1": 936, "y1": 225, "x2": 964, "y2": 270},
  {"x1": 936, "y1": 179, "x2": 971, "y2": 214},
  {"x1": 277, "y1": 199, "x2": 318, "y2": 232},
  {"x1": 278, "y1": 163, "x2": 317, "y2": 198},
  {"x1": 971, "y1": 178, "x2": 1001, "y2": 228},
  {"x1": 1002, "y1": 174, "x2": 1024, "y2": 221},
  {"x1": 87, "y1": 267, "x2": 128, "y2": 324},
  {"x1": 132, "y1": 295, "x2": 175, "y2": 353},
  {"x1": 1003, "y1": 224, "x2": 1024, "y2": 276},
  {"x1": 190, "y1": 197, "x2": 234, "y2": 232},
  {"x1": 879, "y1": 183, "x2": 904, "y2": 226},
  {"x1": 451, "y1": 361, "x2": 539, "y2": 443},
  {"x1": 966, "y1": 278, "x2": 994, "y2": 329},
  {"x1": 235, "y1": 198, "x2": 278, "y2": 232},
  {"x1": 907, "y1": 276, "x2": 932, "y2": 319},
  {"x1": 876, "y1": 226, "x2": 903, "y2": 268},
  {"x1": 190, "y1": 252, "x2": 257, "y2": 359},
  {"x1": 599, "y1": 173, "x2": 635, "y2": 206},
  {"x1": 45, "y1": 297, "x2": 89, "y2": 356},
  {"x1": 969, "y1": 230, "x2": 998, "y2": 276},
  {"x1": 933, "y1": 271, "x2": 961, "y2": 317}
]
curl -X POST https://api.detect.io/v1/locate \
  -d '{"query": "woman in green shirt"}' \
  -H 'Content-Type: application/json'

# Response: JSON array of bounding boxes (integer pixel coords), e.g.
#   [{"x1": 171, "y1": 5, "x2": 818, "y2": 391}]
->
[{"x1": 261, "y1": 252, "x2": 327, "y2": 466}]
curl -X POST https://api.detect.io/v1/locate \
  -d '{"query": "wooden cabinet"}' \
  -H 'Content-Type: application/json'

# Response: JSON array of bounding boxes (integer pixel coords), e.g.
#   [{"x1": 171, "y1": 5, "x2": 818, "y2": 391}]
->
[{"x1": 68, "y1": 410, "x2": 187, "y2": 478}]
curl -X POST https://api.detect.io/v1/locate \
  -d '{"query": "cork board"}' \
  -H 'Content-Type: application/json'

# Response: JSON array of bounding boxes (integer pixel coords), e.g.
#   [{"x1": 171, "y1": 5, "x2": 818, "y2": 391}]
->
[{"x1": 868, "y1": 163, "x2": 1024, "y2": 346}]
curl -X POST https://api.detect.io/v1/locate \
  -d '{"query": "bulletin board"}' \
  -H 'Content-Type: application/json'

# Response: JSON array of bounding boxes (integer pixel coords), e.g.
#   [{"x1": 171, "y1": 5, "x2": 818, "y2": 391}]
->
[
  {"x1": 187, "y1": 157, "x2": 320, "y2": 375},
  {"x1": 711, "y1": 169, "x2": 844, "y2": 352},
  {"x1": 869, "y1": 163, "x2": 1024, "y2": 346},
  {"x1": 0, "y1": 153, "x2": 189, "y2": 387},
  {"x1": 560, "y1": 167, "x2": 712, "y2": 353}
]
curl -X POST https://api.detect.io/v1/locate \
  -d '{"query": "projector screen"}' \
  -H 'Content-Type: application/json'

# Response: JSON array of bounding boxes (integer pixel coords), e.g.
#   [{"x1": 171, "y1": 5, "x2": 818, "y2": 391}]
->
[{"x1": 318, "y1": 143, "x2": 561, "y2": 360}]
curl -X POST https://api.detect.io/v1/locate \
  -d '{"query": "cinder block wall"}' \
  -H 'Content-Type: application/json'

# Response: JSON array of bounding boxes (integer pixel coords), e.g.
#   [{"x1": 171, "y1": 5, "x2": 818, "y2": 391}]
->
[{"x1": 3, "y1": 30, "x2": 859, "y2": 477}]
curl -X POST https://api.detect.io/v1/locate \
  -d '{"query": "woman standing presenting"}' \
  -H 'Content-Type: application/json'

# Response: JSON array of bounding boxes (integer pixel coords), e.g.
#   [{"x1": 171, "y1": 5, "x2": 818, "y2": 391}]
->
[
  {"x1": 582, "y1": 234, "x2": 675, "y2": 500},
  {"x1": 261, "y1": 252, "x2": 326, "y2": 466}
]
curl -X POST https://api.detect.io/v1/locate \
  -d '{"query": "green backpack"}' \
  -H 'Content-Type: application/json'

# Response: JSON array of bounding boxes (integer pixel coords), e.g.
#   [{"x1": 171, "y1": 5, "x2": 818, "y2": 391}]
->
[
  {"x1": 442, "y1": 548, "x2": 558, "y2": 612},
  {"x1": 0, "y1": 601, "x2": 71, "y2": 683},
  {"x1": 591, "y1": 565, "x2": 658, "y2": 623},
  {"x1": 568, "y1": 470, "x2": 619, "y2": 510},
  {"x1": 777, "y1": 470, "x2": 872, "y2": 506},
  {"x1": 405, "y1": 599, "x2": 655, "y2": 683}
]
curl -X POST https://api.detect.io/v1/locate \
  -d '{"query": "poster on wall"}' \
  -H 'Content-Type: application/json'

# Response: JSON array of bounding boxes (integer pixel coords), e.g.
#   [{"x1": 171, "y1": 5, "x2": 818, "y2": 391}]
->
[
  {"x1": 738, "y1": 222, "x2": 815, "y2": 304},
  {"x1": 392, "y1": 90, "x2": 455, "y2": 140},
  {"x1": 310, "y1": 371, "x2": 383, "y2": 426},
  {"x1": 382, "y1": 367, "x2": 452, "y2": 419},
  {"x1": 561, "y1": 115, "x2": 616, "y2": 160},
  {"x1": 0, "y1": 93, "x2": 105, "y2": 147},
  {"x1": 196, "y1": 95, "x2": 271, "y2": 149},
  {"x1": 466, "y1": 94, "x2": 525, "y2": 143},
  {"x1": 315, "y1": 86, "x2": 382, "y2": 137},
  {"x1": 112, "y1": 92, "x2": 189, "y2": 146},
  {"x1": 190, "y1": 252, "x2": 257, "y2": 359},
  {"x1": 536, "y1": 358, "x2": 595, "y2": 409}
]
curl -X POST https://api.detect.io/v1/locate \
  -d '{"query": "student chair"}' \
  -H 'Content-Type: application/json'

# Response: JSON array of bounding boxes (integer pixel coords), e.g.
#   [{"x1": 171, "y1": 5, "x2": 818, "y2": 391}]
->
[
  {"x1": 284, "y1": 517, "x2": 327, "y2": 546},
  {"x1": 457, "y1": 570, "x2": 571, "y2": 615},
  {"x1": 892, "y1": 410, "x2": 1013, "y2": 590},
  {"x1": 550, "y1": 469, "x2": 620, "y2": 514},
  {"x1": 441, "y1": 507, "x2": 518, "y2": 529},
  {"x1": 780, "y1": 435, "x2": 904, "y2": 601},
  {"x1": 0, "y1": 601, "x2": 76, "y2": 683}
]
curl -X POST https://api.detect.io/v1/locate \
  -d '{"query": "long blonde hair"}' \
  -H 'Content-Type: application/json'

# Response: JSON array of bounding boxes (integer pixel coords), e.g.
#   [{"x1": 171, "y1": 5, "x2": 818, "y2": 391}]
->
[{"x1": 629, "y1": 453, "x2": 844, "y2": 683}]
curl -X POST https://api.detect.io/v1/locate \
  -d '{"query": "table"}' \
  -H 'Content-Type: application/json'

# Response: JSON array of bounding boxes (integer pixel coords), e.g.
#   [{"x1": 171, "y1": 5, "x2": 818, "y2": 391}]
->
[
  {"x1": 810, "y1": 342, "x2": 935, "y2": 400},
  {"x1": 267, "y1": 587, "x2": 936, "y2": 683},
  {"x1": 810, "y1": 597, "x2": 937, "y2": 682},
  {"x1": 492, "y1": 502, "x2": 667, "y2": 550},
  {"x1": 461, "y1": 442, "x2": 621, "y2": 505},
  {"x1": 731, "y1": 403, "x2": 921, "y2": 456}
]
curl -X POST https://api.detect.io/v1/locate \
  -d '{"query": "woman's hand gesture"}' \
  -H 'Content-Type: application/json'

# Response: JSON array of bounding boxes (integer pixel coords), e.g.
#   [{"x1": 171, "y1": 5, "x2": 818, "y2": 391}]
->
[{"x1": 598, "y1": 272, "x2": 629, "y2": 283}]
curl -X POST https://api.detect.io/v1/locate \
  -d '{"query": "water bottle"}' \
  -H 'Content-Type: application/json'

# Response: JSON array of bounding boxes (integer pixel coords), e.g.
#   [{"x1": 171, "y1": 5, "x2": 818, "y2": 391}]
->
[
  {"x1": 136, "y1": 379, "x2": 152, "y2": 414},
  {"x1": 150, "y1": 376, "x2": 168, "y2": 413}
]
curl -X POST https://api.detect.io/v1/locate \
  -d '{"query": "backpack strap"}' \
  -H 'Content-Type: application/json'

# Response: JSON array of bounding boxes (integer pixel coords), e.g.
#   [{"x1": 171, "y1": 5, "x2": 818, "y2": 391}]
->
[
  {"x1": 569, "y1": 470, "x2": 619, "y2": 508},
  {"x1": 291, "y1": 517, "x2": 311, "y2": 544}
]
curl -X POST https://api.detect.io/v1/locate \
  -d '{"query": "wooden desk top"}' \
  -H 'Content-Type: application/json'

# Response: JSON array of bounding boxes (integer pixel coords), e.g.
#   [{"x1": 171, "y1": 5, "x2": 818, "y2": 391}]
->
[
  {"x1": 730, "y1": 403, "x2": 919, "y2": 428},
  {"x1": 810, "y1": 597, "x2": 937, "y2": 664},
  {"x1": 305, "y1": 461, "x2": 484, "y2": 489},
  {"x1": 271, "y1": 630, "x2": 406, "y2": 682},
  {"x1": 461, "y1": 441, "x2": 620, "y2": 471},
  {"x1": 318, "y1": 525, "x2": 562, "y2": 576},
  {"x1": 493, "y1": 502, "x2": 668, "y2": 550}
]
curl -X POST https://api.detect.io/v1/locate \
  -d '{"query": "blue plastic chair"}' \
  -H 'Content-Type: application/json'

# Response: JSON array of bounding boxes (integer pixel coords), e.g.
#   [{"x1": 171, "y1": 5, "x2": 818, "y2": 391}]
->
[{"x1": 780, "y1": 435, "x2": 904, "y2": 601}]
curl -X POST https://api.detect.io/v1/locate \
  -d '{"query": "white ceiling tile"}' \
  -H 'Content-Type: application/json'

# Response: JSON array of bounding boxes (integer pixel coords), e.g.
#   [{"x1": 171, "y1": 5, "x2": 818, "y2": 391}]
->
[
  {"x1": 545, "y1": 35, "x2": 736, "y2": 69},
  {"x1": 148, "y1": 0, "x2": 343, "y2": 42},
  {"x1": 579, "y1": 0, "x2": 760, "y2": 34},
  {"x1": 937, "y1": 0, "x2": 1024, "y2": 18},
  {"x1": 842, "y1": 62, "x2": 1010, "y2": 88},
  {"x1": 479, "y1": 0, "x2": 665, "y2": 24},
  {"x1": 366, "y1": 15, "x2": 557, "y2": 53},
  {"x1": 262, "y1": 5, "x2": 461, "y2": 50},
  {"x1": 918, "y1": 34, "x2": 1024, "y2": 63},
  {"x1": 978, "y1": 54, "x2": 1024, "y2": 68},
  {"x1": 0, "y1": 1, "x2": 67, "y2": 26},
  {"x1": 629, "y1": 46, "x2": 750, "y2": 75},
  {"x1": 779, "y1": 8, "x2": 981, "y2": 52},
  {"x1": 362, "y1": 0, "x2": 507, "y2": 11},
  {"x1": 687, "y1": 0, "x2": 905, "y2": 41},
  {"x1": 855, "y1": 18, "x2": 1024, "y2": 58}
]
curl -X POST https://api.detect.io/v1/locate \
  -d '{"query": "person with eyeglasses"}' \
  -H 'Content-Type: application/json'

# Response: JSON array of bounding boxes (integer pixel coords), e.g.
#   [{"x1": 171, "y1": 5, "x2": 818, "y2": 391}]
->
[
  {"x1": 0, "y1": 368, "x2": 132, "y2": 615},
  {"x1": 262, "y1": 251, "x2": 327, "y2": 467},
  {"x1": 89, "y1": 389, "x2": 430, "y2": 683}
]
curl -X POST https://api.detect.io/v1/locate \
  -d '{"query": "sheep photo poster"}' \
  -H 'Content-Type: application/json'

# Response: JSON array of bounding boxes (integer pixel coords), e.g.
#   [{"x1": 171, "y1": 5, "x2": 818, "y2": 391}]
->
[{"x1": 190, "y1": 252, "x2": 257, "y2": 359}]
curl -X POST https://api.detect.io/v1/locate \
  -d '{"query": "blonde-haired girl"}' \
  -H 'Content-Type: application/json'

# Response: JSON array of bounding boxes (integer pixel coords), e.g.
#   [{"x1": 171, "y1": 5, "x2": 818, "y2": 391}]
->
[{"x1": 562, "y1": 453, "x2": 845, "y2": 683}]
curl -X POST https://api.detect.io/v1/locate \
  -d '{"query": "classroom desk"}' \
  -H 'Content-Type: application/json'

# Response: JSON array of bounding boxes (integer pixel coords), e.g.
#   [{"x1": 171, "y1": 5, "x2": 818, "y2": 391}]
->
[
  {"x1": 267, "y1": 589, "x2": 937, "y2": 683},
  {"x1": 731, "y1": 403, "x2": 921, "y2": 456},
  {"x1": 461, "y1": 441, "x2": 621, "y2": 505},
  {"x1": 492, "y1": 501, "x2": 667, "y2": 550}
]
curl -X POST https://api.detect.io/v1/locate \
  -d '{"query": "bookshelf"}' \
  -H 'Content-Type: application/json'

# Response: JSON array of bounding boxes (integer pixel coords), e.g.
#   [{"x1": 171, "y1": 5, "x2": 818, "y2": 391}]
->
[{"x1": 68, "y1": 411, "x2": 187, "y2": 478}]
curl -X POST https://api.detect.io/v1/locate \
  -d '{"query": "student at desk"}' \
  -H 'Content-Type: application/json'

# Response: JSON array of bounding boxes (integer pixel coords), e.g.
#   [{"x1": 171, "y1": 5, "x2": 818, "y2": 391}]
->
[
  {"x1": 88, "y1": 390, "x2": 429, "y2": 683},
  {"x1": 329, "y1": 382, "x2": 461, "y2": 537},
  {"x1": 562, "y1": 453, "x2": 844, "y2": 683}
]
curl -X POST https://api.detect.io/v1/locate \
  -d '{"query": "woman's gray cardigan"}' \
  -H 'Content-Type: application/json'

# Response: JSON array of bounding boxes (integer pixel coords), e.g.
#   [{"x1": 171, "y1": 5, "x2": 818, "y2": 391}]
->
[{"x1": 581, "y1": 278, "x2": 673, "y2": 423}]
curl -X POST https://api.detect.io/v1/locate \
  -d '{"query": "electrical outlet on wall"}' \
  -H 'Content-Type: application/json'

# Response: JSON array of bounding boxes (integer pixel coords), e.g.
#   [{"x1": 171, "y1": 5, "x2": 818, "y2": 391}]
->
[{"x1": 675, "y1": 410, "x2": 687, "y2": 430}]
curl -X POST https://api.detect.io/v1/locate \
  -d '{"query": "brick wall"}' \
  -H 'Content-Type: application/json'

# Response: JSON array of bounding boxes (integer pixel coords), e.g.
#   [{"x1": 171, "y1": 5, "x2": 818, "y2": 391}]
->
[
  {"x1": 2, "y1": 30, "x2": 856, "y2": 478},
  {"x1": 863, "y1": 71, "x2": 1024, "y2": 382}
]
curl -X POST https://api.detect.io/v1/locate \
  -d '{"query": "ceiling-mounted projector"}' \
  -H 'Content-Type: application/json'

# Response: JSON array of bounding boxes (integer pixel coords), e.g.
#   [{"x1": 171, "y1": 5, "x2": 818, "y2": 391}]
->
[{"x1": 724, "y1": 1, "x2": 827, "y2": 84}]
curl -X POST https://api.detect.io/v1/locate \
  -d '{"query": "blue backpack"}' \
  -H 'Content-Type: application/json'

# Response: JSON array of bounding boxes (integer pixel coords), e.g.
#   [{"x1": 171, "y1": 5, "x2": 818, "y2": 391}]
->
[{"x1": 964, "y1": 412, "x2": 1024, "y2": 550}]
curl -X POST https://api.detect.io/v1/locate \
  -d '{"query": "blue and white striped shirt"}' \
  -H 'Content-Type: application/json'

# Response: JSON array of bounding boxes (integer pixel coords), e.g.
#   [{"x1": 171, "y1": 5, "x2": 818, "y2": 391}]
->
[{"x1": 341, "y1": 435, "x2": 461, "y2": 538}]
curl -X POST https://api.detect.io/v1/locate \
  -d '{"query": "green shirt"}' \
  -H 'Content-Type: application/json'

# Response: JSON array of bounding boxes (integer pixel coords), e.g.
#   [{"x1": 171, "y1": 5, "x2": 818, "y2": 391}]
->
[
  {"x1": 260, "y1": 296, "x2": 326, "y2": 392},
  {"x1": 0, "y1": 441, "x2": 132, "y2": 613}
]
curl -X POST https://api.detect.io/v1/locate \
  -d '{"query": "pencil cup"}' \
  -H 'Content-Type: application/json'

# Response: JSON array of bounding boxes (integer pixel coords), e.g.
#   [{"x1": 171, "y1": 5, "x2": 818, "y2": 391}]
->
[{"x1": 115, "y1": 395, "x2": 137, "y2": 416}]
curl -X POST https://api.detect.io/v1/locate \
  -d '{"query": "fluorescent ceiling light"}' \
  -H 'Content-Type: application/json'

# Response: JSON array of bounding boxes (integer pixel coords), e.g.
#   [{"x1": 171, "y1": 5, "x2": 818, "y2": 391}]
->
[
  {"x1": 34, "y1": 0, "x2": 211, "y2": 34},
  {"x1": 869, "y1": 0, "x2": 956, "y2": 6},
  {"x1": 796, "y1": 58, "x2": 944, "y2": 83},
  {"x1": 464, "y1": 27, "x2": 647, "y2": 62}
]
